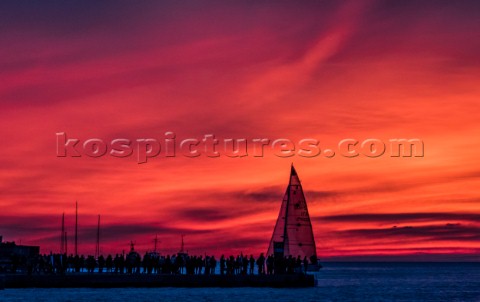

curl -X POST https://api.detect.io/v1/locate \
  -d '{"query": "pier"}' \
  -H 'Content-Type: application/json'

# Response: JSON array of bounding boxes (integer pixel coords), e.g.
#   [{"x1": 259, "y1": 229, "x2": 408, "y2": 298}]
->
[{"x1": 2, "y1": 273, "x2": 315, "y2": 288}]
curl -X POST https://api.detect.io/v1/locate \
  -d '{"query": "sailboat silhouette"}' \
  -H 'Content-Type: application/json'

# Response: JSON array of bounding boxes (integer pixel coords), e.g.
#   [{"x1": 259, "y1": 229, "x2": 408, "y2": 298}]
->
[{"x1": 267, "y1": 165, "x2": 321, "y2": 271}]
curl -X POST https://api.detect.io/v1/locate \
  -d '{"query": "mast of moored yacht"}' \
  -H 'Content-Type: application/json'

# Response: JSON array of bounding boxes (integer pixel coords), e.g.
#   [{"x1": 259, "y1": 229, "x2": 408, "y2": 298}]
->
[
  {"x1": 75, "y1": 201, "x2": 78, "y2": 256},
  {"x1": 95, "y1": 214, "x2": 100, "y2": 258},
  {"x1": 60, "y1": 212, "x2": 65, "y2": 254}
]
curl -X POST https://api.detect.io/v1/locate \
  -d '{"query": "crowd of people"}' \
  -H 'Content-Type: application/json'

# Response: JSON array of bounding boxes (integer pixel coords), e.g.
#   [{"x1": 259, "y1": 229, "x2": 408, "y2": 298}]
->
[{"x1": 10, "y1": 251, "x2": 318, "y2": 276}]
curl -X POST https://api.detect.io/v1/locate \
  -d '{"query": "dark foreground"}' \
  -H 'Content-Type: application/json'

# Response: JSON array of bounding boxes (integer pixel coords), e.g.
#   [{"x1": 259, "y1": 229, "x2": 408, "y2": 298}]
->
[
  {"x1": 1, "y1": 273, "x2": 315, "y2": 288},
  {"x1": 2, "y1": 263, "x2": 480, "y2": 302}
]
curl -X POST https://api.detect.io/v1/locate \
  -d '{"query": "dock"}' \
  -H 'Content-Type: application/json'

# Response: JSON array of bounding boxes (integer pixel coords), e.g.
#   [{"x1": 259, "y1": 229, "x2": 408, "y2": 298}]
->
[{"x1": 2, "y1": 273, "x2": 315, "y2": 288}]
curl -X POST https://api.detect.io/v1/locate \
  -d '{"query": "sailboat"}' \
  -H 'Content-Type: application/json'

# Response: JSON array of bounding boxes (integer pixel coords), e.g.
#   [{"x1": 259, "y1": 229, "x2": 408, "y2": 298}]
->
[{"x1": 267, "y1": 165, "x2": 321, "y2": 271}]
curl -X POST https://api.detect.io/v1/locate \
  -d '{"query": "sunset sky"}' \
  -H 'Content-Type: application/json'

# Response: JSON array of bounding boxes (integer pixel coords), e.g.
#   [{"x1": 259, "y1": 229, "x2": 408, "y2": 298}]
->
[{"x1": 1, "y1": 1, "x2": 479, "y2": 261}]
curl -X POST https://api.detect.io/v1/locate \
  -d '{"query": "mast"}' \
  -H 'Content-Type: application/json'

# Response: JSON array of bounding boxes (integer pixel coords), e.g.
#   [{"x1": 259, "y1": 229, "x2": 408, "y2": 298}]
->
[
  {"x1": 64, "y1": 231, "x2": 68, "y2": 255},
  {"x1": 180, "y1": 234, "x2": 185, "y2": 253},
  {"x1": 282, "y1": 164, "x2": 295, "y2": 256},
  {"x1": 60, "y1": 212, "x2": 65, "y2": 254},
  {"x1": 95, "y1": 215, "x2": 100, "y2": 258},
  {"x1": 75, "y1": 201, "x2": 78, "y2": 256},
  {"x1": 153, "y1": 234, "x2": 159, "y2": 253}
]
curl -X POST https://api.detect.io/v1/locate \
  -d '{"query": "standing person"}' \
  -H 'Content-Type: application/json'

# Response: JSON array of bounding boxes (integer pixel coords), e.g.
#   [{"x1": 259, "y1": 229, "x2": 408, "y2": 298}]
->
[
  {"x1": 106, "y1": 255, "x2": 113, "y2": 273},
  {"x1": 227, "y1": 256, "x2": 235, "y2": 275},
  {"x1": 220, "y1": 255, "x2": 226, "y2": 275},
  {"x1": 256, "y1": 253, "x2": 265, "y2": 275},
  {"x1": 197, "y1": 256, "x2": 203, "y2": 275},
  {"x1": 119, "y1": 254, "x2": 125, "y2": 274},
  {"x1": 303, "y1": 256, "x2": 308, "y2": 273},
  {"x1": 249, "y1": 255, "x2": 255, "y2": 275},
  {"x1": 266, "y1": 255, "x2": 274, "y2": 275},
  {"x1": 296, "y1": 256, "x2": 302, "y2": 273},
  {"x1": 204, "y1": 256, "x2": 210, "y2": 275},
  {"x1": 98, "y1": 255, "x2": 105, "y2": 273},
  {"x1": 242, "y1": 256, "x2": 248, "y2": 275},
  {"x1": 209, "y1": 256, "x2": 217, "y2": 275}
]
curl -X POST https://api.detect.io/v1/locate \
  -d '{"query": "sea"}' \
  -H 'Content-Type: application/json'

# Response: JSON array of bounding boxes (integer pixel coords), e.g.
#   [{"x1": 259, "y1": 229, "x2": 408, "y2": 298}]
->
[{"x1": 2, "y1": 262, "x2": 479, "y2": 302}]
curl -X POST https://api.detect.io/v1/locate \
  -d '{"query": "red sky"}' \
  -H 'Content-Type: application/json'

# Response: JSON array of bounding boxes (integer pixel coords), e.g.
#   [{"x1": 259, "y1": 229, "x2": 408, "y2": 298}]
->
[{"x1": 1, "y1": 1, "x2": 479, "y2": 261}]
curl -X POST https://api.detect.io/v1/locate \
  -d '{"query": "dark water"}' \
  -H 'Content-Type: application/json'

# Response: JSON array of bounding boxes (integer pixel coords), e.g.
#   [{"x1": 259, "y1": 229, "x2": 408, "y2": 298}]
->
[{"x1": 2, "y1": 263, "x2": 480, "y2": 302}]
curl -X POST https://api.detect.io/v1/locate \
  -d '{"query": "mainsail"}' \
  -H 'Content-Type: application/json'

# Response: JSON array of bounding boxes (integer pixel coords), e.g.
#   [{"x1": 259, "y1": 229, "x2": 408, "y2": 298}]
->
[{"x1": 267, "y1": 165, "x2": 317, "y2": 261}]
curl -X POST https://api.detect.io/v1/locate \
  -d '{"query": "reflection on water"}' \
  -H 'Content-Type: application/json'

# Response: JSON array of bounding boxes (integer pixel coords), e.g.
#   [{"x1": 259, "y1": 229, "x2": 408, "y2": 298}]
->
[{"x1": 2, "y1": 263, "x2": 480, "y2": 302}]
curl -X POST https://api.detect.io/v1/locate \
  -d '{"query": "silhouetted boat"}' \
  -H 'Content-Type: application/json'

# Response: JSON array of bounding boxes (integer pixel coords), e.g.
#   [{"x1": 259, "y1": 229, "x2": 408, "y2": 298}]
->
[{"x1": 267, "y1": 165, "x2": 322, "y2": 271}]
